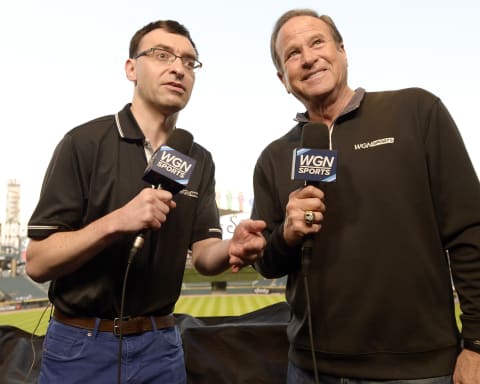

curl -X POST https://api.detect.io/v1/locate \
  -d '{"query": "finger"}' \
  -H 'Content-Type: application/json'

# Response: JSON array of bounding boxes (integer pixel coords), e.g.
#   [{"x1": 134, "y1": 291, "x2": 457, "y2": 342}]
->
[
  {"x1": 296, "y1": 185, "x2": 325, "y2": 199},
  {"x1": 237, "y1": 219, "x2": 266, "y2": 234},
  {"x1": 250, "y1": 220, "x2": 267, "y2": 232},
  {"x1": 299, "y1": 198, "x2": 325, "y2": 213},
  {"x1": 231, "y1": 239, "x2": 264, "y2": 257}
]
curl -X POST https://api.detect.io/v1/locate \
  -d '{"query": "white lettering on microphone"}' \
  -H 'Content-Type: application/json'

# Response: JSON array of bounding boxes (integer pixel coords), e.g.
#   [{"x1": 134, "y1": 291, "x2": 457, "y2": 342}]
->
[
  {"x1": 156, "y1": 151, "x2": 193, "y2": 178},
  {"x1": 298, "y1": 154, "x2": 334, "y2": 175}
]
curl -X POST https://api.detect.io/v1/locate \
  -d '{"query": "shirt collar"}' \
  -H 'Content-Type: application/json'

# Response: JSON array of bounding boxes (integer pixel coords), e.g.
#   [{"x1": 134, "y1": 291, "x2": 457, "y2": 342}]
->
[
  {"x1": 114, "y1": 103, "x2": 145, "y2": 142},
  {"x1": 294, "y1": 87, "x2": 366, "y2": 123}
]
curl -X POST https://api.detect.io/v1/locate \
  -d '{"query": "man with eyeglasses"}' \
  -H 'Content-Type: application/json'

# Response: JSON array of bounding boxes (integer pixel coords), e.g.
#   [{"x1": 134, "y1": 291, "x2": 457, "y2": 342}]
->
[
  {"x1": 26, "y1": 19, "x2": 266, "y2": 384},
  {"x1": 251, "y1": 8, "x2": 480, "y2": 384}
]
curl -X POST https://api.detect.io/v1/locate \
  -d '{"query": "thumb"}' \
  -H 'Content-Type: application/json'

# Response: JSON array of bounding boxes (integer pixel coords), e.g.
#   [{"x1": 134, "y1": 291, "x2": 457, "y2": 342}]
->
[{"x1": 249, "y1": 219, "x2": 267, "y2": 232}]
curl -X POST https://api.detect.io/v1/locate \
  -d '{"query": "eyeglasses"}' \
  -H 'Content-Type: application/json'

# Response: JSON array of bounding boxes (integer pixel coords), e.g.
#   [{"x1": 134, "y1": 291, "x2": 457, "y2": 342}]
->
[{"x1": 133, "y1": 47, "x2": 203, "y2": 72}]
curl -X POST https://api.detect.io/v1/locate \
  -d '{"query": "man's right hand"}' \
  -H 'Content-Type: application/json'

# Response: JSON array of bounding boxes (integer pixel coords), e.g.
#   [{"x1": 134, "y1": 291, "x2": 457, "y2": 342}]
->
[
  {"x1": 116, "y1": 187, "x2": 177, "y2": 233},
  {"x1": 283, "y1": 185, "x2": 326, "y2": 247}
]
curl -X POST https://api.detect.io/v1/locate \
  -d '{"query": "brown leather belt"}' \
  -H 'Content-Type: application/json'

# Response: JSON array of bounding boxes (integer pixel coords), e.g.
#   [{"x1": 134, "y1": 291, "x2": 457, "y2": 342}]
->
[{"x1": 53, "y1": 309, "x2": 175, "y2": 336}]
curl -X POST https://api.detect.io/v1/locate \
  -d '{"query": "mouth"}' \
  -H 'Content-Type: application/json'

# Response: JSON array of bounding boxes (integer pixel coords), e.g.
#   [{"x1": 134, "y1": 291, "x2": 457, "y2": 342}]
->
[
  {"x1": 303, "y1": 69, "x2": 327, "y2": 81},
  {"x1": 165, "y1": 82, "x2": 186, "y2": 92}
]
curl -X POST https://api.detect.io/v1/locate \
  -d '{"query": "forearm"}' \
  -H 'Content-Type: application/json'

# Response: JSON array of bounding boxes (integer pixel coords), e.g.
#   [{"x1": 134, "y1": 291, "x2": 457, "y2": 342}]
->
[
  {"x1": 191, "y1": 219, "x2": 267, "y2": 276},
  {"x1": 191, "y1": 238, "x2": 230, "y2": 276},
  {"x1": 26, "y1": 209, "x2": 125, "y2": 282}
]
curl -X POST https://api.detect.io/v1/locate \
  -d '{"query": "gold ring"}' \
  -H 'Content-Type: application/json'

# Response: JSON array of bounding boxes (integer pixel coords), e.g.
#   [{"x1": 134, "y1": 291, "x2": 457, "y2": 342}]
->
[{"x1": 304, "y1": 210, "x2": 314, "y2": 226}]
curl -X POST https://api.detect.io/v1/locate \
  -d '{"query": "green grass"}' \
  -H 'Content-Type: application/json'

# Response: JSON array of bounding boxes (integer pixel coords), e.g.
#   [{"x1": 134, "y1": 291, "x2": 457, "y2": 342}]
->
[
  {"x1": 183, "y1": 265, "x2": 262, "y2": 283},
  {"x1": 174, "y1": 294, "x2": 285, "y2": 317},
  {"x1": 0, "y1": 294, "x2": 463, "y2": 338},
  {"x1": 0, "y1": 306, "x2": 53, "y2": 335},
  {"x1": 0, "y1": 294, "x2": 286, "y2": 336}
]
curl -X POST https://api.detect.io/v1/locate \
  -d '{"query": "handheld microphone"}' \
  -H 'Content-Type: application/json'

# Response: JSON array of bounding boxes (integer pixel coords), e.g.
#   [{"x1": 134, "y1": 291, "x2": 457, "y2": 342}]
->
[
  {"x1": 291, "y1": 123, "x2": 337, "y2": 273},
  {"x1": 143, "y1": 128, "x2": 196, "y2": 192},
  {"x1": 130, "y1": 128, "x2": 196, "y2": 254}
]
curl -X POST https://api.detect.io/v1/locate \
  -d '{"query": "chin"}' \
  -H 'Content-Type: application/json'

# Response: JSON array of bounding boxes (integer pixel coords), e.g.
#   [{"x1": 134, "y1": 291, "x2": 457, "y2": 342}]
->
[{"x1": 161, "y1": 97, "x2": 188, "y2": 112}]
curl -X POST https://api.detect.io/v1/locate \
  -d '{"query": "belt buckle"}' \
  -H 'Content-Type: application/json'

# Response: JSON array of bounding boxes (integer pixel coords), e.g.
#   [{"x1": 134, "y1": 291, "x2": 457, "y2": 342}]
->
[{"x1": 113, "y1": 316, "x2": 131, "y2": 336}]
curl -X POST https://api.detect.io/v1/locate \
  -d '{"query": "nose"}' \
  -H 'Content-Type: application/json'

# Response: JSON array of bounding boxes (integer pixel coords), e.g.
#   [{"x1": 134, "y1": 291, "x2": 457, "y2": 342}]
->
[
  {"x1": 169, "y1": 57, "x2": 185, "y2": 78},
  {"x1": 301, "y1": 48, "x2": 317, "y2": 67}
]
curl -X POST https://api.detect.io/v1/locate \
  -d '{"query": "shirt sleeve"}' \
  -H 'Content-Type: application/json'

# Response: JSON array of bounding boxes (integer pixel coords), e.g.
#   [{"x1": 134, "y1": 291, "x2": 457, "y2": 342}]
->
[
  {"x1": 426, "y1": 97, "x2": 480, "y2": 340},
  {"x1": 28, "y1": 133, "x2": 87, "y2": 239},
  {"x1": 190, "y1": 150, "x2": 222, "y2": 245}
]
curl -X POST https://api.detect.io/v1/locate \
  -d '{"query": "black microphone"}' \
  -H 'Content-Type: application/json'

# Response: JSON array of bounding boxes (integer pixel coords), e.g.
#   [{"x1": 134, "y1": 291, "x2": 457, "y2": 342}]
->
[
  {"x1": 143, "y1": 128, "x2": 196, "y2": 192},
  {"x1": 291, "y1": 123, "x2": 337, "y2": 273},
  {"x1": 130, "y1": 128, "x2": 196, "y2": 255}
]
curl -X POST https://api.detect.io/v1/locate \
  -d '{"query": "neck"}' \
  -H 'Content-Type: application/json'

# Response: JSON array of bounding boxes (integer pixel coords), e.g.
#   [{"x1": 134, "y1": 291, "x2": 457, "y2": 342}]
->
[
  {"x1": 307, "y1": 87, "x2": 354, "y2": 127},
  {"x1": 130, "y1": 102, "x2": 179, "y2": 150}
]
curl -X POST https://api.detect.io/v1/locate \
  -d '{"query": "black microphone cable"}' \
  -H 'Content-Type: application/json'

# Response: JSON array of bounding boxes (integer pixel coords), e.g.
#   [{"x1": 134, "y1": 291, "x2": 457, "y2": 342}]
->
[
  {"x1": 117, "y1": 184, "x2": 164, "y2": 383},
  {"x1": 298, "y1": 123, "x2": 331, "y2": 384},
  {"x1": 117, "y1": 247, "x2": 134, "y2": 384},
  {"x1": 301, "y1": 196, "x2": 320, "y2": 384},
  {"x1": 24, "y1": 302, "x2": 52, "y2": 384},
  {"x1": 117, "y1": 189, "x2": 152, "y2": 384},
  {"x1": 302, "y1": 258, "x2": 320, "y2": 384},
  {"x1": 116, "y1": 224, "x2": 148, "y2": 383},
  {"x1": 116, "y1": 128, "x2": 195, "y2": 383},
  {"x1": 117, "y1": 186, "x2": 161, "y2": 383}
]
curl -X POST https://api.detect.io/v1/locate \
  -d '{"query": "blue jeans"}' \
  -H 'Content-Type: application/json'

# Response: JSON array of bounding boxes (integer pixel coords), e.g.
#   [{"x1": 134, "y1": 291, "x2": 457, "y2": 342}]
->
[
  {"x1": 287, "y1": 360, "x2": 452, "y2": 384},
  {"x1": 39, "y1": 317, "x2": 186, "y2": 384}
]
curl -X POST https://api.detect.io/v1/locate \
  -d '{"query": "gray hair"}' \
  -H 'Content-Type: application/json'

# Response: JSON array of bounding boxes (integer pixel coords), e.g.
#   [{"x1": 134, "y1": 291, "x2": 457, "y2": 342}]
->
[{"x1": 270, "y1": 9, "x2": 343, "y2": 73}]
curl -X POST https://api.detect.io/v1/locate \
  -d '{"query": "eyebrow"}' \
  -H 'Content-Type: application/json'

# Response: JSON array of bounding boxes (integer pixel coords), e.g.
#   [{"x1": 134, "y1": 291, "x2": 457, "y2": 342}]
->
[
  {"x1": 152, "y1": 43, "x2": 172, "y2": 51},
  {"x1": 284, "y1": 32, "x2": 329, "y2": 52},
  {"x1": 151, "y1": 44, "x2": 197, "y2": 59},
  {"x1": 304, "y1": 32, "x2": 329, "y2": 43}
]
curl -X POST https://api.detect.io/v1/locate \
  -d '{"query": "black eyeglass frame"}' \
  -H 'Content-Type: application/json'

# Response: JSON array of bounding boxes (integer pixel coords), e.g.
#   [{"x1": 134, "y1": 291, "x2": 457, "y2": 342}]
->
[{"x1": 133, "y1": 47, "x2": 203, "y2": 71}]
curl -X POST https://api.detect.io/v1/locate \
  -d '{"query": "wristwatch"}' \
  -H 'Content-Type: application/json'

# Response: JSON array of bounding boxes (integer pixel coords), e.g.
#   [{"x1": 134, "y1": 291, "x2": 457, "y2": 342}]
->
[{"x1": 463, "y1": 339, "x2": 480, "y2": 353}]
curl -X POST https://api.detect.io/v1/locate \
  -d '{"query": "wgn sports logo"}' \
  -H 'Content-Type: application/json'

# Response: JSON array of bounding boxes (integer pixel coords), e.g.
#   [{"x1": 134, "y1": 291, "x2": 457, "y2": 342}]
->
[
  {"x1": 354, "y1": 137, "x2": 394, "y2": 150},
  {"x1": 291, "y1": 148, "x2": 338, "y2": 182},
  {"x1": 155, "y1": 148, "x2": 194, "y2": 181},
  {"x1": 143, "y1": 146, "x2": 197, "y2": 194}
]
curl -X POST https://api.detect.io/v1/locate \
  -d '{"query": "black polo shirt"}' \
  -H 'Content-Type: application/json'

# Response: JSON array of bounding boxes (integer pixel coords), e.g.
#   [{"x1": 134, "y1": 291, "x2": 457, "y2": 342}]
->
[{"x1": 28, "y1": 104, "x2": 222, "y2": 318}]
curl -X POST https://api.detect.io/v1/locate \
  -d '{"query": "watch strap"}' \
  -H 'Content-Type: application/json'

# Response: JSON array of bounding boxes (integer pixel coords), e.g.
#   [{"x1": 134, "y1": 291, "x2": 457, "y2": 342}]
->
[{"x1": 463, "y1": 339, "x2": 480, "y2": 353}]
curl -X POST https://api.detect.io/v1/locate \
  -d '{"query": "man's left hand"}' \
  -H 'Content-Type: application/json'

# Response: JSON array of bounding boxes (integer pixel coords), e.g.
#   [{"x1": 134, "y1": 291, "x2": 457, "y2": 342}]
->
[
  {"x1": 228, "y1": 219, "x2": 267, "y2": 272},
  {"x1": 454, "y1": 349, "x2": 480, "y2": 384}
]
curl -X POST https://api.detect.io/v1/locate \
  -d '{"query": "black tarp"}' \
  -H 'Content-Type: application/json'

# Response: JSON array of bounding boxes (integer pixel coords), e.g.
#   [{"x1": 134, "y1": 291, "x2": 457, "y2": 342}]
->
[{"x1": 0, "y1": 302, "x2": 290, "y2": 383}]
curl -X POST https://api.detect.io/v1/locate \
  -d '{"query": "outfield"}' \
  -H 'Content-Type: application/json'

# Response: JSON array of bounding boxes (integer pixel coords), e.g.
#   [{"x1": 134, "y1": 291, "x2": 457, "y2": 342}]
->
[
  {"x1": 0, "y1": 293, "x2": 463, "y2": 337},
  {"x1": 0, "y1": 294, "x2": 286, "y2": 336}
]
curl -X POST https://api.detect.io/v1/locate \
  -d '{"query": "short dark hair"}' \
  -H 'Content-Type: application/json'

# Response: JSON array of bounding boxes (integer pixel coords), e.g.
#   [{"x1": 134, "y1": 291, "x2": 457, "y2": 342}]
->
[
  {"x1": 270, "y1": 9, "x2": 343, "y2": 73},
  {"x1": 129, "y1": 20, "x2": 198, "y2": 59}
]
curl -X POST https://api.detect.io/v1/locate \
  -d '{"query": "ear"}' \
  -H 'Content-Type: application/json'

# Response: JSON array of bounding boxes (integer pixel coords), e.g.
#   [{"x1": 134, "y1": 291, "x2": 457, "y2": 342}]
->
[
  {"x1": 125, "y1": 58, "x2": 137, "y2": 82},
  {"x1": 277, "y1": 71, "x2": 291, "y2": 94},
  {"x1": 339, "y1": 43, "x2": 348, "y2": 68}
]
